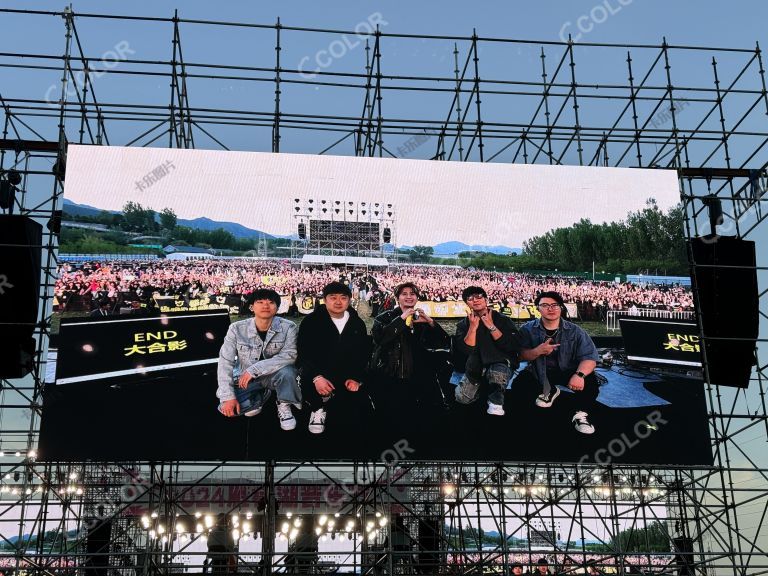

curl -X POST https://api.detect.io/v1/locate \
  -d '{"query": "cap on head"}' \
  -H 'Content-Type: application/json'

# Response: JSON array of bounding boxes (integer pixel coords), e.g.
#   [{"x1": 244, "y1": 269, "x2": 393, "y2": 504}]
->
[{"x1": 322, "y1": 281, "x2": 352, "y2": 299}]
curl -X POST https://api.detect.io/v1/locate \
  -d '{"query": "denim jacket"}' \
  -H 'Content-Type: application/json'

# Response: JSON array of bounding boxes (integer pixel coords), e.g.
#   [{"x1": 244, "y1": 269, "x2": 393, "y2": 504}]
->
[
  {"x1": 518, "y1": 318, "x2": 598, "y2": 390},
  {"x1": 216, "y1": 316, "x2": 298, "y2": 402}
]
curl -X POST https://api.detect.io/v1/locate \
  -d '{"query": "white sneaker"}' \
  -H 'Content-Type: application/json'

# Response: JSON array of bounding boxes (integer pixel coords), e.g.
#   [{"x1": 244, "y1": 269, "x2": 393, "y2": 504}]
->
[
  {"x1": 277, "y1": 403, "x2": 296, "y2": 431},
  {"x1": 535, "y1": 387, "x2": 561, "y2": 408},
  {"x1": 242, "y1": 406, "x2": 263, "y2": 417},
  {"x1": 487, "y1": 402, "x2": 505, "y2": 416},
  {"x1": 308, "y1": 408, "x2": 327, "y2": 434},
  {"x1": 572, "y1": 411, "x2": 595, "y2": 434}
]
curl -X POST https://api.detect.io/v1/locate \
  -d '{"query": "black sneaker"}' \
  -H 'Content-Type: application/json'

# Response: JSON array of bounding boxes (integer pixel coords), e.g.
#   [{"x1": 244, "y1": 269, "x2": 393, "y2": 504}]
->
[{"x1": 535, "y1": 387, "x2": 561, "y2": 408}]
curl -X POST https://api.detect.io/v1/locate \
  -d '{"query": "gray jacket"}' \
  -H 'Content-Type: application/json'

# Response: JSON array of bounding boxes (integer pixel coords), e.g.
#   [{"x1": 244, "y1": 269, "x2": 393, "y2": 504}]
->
[{"x1": 216, "y1": 316, "x2": 298, "y2": 402}]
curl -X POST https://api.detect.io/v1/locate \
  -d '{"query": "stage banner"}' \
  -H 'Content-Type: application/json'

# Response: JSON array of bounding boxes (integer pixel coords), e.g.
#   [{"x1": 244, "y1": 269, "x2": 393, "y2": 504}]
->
[
  {"x1": 55, "y1": 310, "x2": 231, "y2": 384},
  {"x1": 153, "y1": 293, "x2": 240, "y2": 314},
  {"x1": 405, "y1": 301, "x2": 578, "y2": 319}
]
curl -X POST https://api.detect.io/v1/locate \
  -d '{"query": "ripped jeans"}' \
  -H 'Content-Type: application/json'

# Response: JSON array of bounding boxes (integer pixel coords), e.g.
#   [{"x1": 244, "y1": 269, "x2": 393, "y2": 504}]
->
[{"x1": 455, "y1": 355, "x2": 512, "y2": 407}]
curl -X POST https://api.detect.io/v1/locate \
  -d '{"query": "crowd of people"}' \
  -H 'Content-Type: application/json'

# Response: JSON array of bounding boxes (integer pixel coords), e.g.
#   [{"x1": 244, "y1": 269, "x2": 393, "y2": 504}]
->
[{"x1": 53, "y1": 258, "x2": 694, "y2": 319}]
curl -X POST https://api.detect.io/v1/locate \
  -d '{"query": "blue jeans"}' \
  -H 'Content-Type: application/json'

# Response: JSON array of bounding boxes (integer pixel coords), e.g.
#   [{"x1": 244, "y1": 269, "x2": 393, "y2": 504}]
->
[
  {"x1": 219, "y1": 365, "x2": 301, "y2": 415},
  {"x1": 457, "y1": 356, "x2": 511, "y2": 406}
]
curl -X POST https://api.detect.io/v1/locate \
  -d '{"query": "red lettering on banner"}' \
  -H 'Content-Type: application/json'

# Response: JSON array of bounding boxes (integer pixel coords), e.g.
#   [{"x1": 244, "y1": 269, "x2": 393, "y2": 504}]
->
[
  {"x1": 229, "y1": 485, "x2": 248, "y2": 503},
  {"x1": 324, "y1": 486, "x2": 346, "y2": 503},
  {"x1": 250, "y1": 487, "x2": 265, "y2": 503},
  {"x1": 301, "y1": 485, "x2": 323, "y2": 504},
  {"x1": 211, "y1": 486, "x2": 225, "y2": 504},
  {"x1": 195, "y1": 486, "x2": 210, "y2": 502},
  {"x1": 277, "y1": 485, "x2": 299, "y2": 504}
]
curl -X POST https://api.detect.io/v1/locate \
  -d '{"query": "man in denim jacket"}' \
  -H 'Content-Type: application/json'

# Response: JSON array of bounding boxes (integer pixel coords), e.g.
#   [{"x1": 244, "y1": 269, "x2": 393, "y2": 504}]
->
[
  {"x1": 519, "y1": 291, "x2": 600, "y2": 434},
  {"x1": 216, "y1": 288, "x2": 301, "y2": 431}
]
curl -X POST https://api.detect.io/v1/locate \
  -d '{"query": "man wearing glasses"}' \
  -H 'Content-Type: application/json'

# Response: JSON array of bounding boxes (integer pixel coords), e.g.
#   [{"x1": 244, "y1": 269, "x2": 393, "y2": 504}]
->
[
  {"x1": 519, "y1": 291, "x2": 600, "y2": 434},
  {"x1": 453, "y1": 286, "x2": 521, "y2": 415}
]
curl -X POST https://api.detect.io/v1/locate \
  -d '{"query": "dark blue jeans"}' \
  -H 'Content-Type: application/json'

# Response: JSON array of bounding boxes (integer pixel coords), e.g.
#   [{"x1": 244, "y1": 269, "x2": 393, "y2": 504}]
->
[
  {"x1": 456, "y1": 355, "x2": 512, "y2": 406},
  {"x1": 219, "y1": 365, "x2": 301, "y2": 414}
]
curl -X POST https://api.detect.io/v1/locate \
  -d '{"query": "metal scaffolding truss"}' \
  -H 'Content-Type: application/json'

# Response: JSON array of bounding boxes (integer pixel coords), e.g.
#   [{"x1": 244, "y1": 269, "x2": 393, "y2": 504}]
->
[{"x1": 0, "y1": 7, "x2": 767, "y2": 576}]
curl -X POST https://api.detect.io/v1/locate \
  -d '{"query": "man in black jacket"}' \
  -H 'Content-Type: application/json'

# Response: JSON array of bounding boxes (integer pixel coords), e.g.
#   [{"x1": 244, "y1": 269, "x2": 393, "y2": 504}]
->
[
  {"x1": 454, "y1": 286, "x2": 521, "y2": 416},
  {"x1": 372, "y1": 282, "x2": 450, "y2": 408},
  {"x1": 297, "y1": 281, "x2": 372, "y2": 435}
]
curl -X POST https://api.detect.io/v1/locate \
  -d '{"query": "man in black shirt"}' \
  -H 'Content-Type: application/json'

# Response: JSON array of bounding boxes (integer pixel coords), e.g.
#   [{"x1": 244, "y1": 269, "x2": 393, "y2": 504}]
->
[
  {"x1": 453, "y1": 286, "x2": 521, "y2": 416},
  {"x1": 297, "y1": 281, "x2": 372, "y2": 435}
]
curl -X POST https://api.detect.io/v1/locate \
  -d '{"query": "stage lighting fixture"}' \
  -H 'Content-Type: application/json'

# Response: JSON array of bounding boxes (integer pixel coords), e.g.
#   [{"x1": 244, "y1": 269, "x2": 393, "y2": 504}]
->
[
  {"x1": 703, "y1": 194, "x2": 724, "y2": 233},
  {"x1": 52, "y1": 160, "x2": 65, "y2": 181},
  {"x1": 294, "y1": 207, "x2": 300, "y2": 212},
  {"x1": 308, "y1": 199, "x2": 314, "y2": 203},
  {"x1": 294, "y1": 198, "x2": 299, "y2": 203},
  {"x1": 6, "y1": 170, "x2": 21, "y2": 186},
  {"x1": 335, "y1": 201, "x2": 340, "y2": 205}
]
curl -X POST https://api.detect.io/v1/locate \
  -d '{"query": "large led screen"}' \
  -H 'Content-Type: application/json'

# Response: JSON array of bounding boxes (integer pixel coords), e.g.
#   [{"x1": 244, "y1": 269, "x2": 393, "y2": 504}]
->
[{"x1": 40, "y1": 145, "x2": 711, "y2": 464}]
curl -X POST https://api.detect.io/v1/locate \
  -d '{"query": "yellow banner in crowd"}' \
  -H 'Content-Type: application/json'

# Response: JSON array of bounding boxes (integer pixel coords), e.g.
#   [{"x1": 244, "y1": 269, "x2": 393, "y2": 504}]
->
[{"x1": 288, "y1": 297, "x2": 578, "y2": 320}]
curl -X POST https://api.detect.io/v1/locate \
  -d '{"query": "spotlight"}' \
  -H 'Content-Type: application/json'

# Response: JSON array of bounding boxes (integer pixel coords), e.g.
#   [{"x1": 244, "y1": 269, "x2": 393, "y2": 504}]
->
[{"x1": 6, "y1": 170, "x2": 21, "y2": 186}]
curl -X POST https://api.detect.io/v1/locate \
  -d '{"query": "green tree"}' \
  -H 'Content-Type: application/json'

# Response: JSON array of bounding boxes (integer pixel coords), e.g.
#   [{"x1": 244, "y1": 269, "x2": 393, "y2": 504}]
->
[
  {"x1": 122, "y1": 201, "x2": 157, "y2": 233},
  {"x1": 610, "y1": 521, "x2": 671, "y2": 553},
  {"x1": 160, "y1": 207, "x2": 177, "y2": 231},
  {"x1": 409, "y1": 245, "x2": 434, "y2": 262}
]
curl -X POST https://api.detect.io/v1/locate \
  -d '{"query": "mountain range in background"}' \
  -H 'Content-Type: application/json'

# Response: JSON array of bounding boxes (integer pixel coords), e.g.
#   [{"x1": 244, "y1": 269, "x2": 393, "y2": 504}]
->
[{"x1": 62, "y1": 199, "x2": 521, "y2": 253}]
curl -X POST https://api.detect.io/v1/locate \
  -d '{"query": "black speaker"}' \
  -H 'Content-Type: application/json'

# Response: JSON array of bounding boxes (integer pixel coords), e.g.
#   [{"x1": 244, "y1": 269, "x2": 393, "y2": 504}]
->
[
  {"x1": 0, "y1": 215, "x2": 42, "y2": 378},
  {"x1": 416, "y1": 516, "x2": 440, "y2": 573},
  {"x1": 688, "y1": 236, "x2": 758, "y2": 388},
  {"x1": 382, "y1": 227, "x2": 391, "y2": 244},
  {"x1": 673, "y1": 536, "x2": 694, "y2": 576},
  {"x1": 85, "y1": 518, "x2": 112, "y2": 576},
  {"x1": 298, "y1": 222, "x2": 306, "y2": 240}
]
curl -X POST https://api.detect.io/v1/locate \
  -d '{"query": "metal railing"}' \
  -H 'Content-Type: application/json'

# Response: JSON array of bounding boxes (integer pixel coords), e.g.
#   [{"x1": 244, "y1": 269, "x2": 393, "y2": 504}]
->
[{"x1": 606, "y1": 308, "x2": 696, "y2": 331}]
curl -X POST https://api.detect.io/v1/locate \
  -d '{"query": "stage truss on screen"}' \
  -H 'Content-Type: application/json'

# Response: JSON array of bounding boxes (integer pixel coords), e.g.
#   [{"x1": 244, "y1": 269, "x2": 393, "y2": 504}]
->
[
  {"x1": 290, "y1": 198, "x2": 397, "y2": 264},
  {"x1": 0, "y1": 7, "x2": 767, "y2": 576}
]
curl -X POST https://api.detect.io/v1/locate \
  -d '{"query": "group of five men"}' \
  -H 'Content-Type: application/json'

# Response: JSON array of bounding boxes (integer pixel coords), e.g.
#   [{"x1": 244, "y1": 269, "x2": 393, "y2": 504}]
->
[{"x1": 216, "y1": 281, "x2": 600, "y2": 435}]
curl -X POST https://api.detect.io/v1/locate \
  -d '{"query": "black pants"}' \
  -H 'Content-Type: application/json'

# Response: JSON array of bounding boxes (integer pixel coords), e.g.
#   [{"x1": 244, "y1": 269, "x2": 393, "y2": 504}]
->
[{"x1": 547, "y1": 370, "x2": 600, "y2": 415}]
